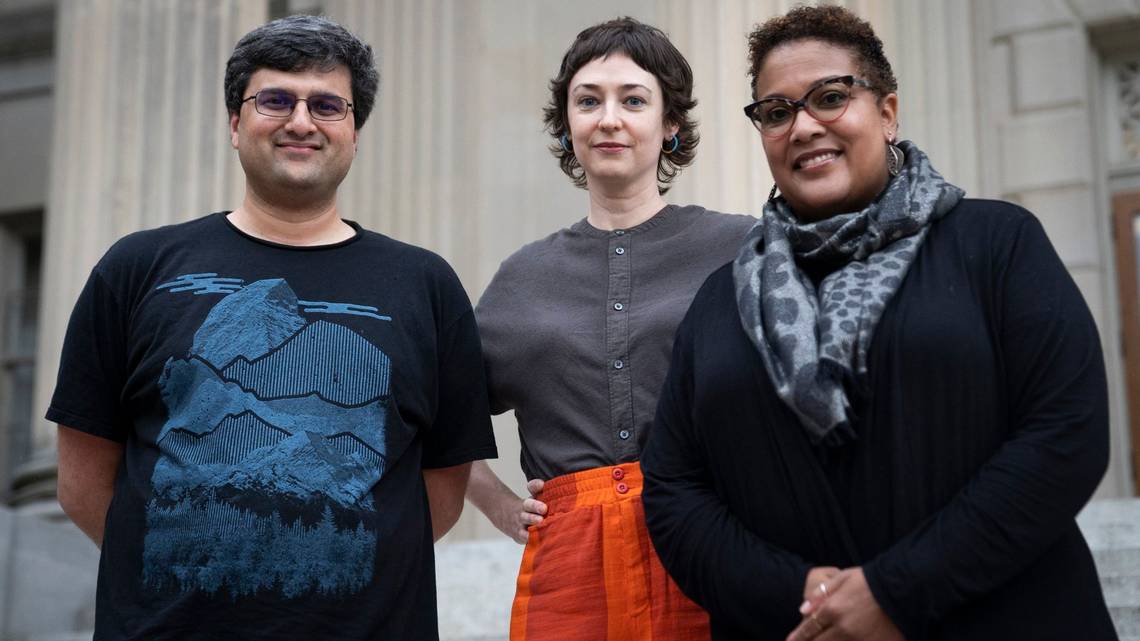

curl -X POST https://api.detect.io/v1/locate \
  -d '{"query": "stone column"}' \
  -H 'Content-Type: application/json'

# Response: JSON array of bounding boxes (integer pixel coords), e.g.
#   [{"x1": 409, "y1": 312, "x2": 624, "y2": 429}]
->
[
  {"x1": 325, "y1": 0, "x2": 487, "y2": 284},
  {"x1": 20, "y1": 0, "x2": 266, "y2": 508}
]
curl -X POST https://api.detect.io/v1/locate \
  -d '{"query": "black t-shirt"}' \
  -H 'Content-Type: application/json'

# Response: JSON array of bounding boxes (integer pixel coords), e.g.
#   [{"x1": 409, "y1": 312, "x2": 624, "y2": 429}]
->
[{"x1": 47, "y1": 212, "x2": 497, "y2": 640}]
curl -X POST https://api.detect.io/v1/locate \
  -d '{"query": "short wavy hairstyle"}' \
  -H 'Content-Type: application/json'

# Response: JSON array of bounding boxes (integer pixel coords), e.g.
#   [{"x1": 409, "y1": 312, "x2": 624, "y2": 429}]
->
[
  {"x1": 543, "y1": 17, "x2": 698, "y2": 194},
  {"x1": 747, "y1": 5, "x2": 897, "y2": 101},
  {"x1": 224, "y1": 15, "x2": 380, "y2": 130}
]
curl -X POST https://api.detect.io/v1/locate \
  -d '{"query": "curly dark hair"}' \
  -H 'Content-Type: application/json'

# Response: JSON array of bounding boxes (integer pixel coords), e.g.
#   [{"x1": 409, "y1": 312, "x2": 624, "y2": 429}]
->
[
  {"x1": 746, "y1": 5, "x2": 897, "y2": 101},
  {"x1": 544, "y1": 17, "x2": 698, "y2": 194},
  {"x1": 224, "y1": 15, "x2": 380, "y2": 130}
]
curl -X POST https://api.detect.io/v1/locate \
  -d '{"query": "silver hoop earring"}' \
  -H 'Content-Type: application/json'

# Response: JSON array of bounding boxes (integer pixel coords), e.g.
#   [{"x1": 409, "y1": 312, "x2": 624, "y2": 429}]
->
[
  {"x1": 886, "y1": 142, "x2": 905, "y2": 177},
  {"x1": 560, "y1": 134, "x2": 572, "y2": 152},
  {"x1": 663, "y1": 135, "x2": 680, "y2": 154}
]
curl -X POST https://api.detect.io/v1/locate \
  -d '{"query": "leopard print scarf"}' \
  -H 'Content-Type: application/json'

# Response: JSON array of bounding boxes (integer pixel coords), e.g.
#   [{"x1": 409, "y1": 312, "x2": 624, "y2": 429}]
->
[{"x1": 733, "y1": 141, "x2": 964, "y2": 445}]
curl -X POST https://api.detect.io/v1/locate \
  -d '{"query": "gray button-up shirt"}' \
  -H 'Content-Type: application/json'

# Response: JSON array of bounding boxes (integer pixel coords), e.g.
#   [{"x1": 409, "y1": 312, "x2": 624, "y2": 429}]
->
[{"x1": 476, "y1": 204, "x2": 756, "y2": 480}]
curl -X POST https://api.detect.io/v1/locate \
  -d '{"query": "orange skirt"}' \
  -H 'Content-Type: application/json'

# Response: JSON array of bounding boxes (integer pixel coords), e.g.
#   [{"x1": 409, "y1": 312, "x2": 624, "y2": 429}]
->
[{"x1": 510, "y1": 462, "x2": 710, "y2": 641}]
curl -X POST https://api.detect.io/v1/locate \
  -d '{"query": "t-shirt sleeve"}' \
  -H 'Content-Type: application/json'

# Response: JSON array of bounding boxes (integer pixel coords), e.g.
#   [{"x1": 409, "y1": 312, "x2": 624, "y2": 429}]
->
[
  {"x1": 421, "y1": 304, "x2": 497, "y2": 469},
  {"x1": 45, "y1": 266, "x2": 132, "y2": 442}
]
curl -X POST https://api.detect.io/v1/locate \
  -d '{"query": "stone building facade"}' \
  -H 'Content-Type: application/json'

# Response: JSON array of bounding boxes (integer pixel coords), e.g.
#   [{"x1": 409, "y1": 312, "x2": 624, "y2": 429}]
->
[{"x1": 0, "y1": 0, "x2": 1138, "y2": 639}]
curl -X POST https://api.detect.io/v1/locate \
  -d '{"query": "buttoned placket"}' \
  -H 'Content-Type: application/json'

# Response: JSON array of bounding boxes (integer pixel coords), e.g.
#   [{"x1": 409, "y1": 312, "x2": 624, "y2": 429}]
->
[{"x1": 606, "y1": 228, "x2": 636, "y2": 457}]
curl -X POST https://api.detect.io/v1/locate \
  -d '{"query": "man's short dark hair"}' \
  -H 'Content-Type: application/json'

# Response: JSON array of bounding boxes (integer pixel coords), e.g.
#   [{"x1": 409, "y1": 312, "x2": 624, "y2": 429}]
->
[
  {"x1": 224, "y1": 15, "x2": 380, "y2": 129},
  {"x1": 543, "y1": 17, "x2": 698, "y2": 194}
]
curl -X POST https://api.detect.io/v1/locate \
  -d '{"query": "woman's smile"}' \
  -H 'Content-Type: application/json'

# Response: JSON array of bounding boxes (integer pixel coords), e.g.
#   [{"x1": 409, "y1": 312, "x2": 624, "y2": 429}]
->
[{"x1": 794, "y1": 149, "x2": 841, "y2": 171}]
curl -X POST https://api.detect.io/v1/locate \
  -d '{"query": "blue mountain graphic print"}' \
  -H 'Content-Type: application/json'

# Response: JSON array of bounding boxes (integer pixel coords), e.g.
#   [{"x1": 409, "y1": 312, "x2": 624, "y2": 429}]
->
[{"x1": 144, "y1": 277, "x2": 409, "y2": 599}]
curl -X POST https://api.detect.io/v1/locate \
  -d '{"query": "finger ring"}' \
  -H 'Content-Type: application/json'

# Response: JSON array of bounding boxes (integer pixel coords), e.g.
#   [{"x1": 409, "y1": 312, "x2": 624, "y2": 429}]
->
[{"x1": 819, "y1": 582, "x2": 828, "y2": 597}]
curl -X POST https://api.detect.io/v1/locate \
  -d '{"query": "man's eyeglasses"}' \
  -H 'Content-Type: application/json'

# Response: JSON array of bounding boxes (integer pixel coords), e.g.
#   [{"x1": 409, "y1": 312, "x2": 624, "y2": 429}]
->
[
  {"x1": 743, "y1": 75, "x2": 872, "y2": 139},
  {"x1": 242, "y1": 89, "x2": 354, "y2": 122}
]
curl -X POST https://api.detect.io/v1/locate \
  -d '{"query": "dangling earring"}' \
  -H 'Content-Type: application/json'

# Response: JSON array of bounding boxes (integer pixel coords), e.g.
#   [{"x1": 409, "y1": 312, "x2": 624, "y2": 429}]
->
[
  {"x1": 768, "y1": 184, "x2": 779, "y2": 202},
  {"x1": 886, "y1": 141, "x2": 905, "y2": 177},
  {"x1": 560, "y1": 133, "x2": 573, "y2": 152},
  {"x1": 662, "y1": 135, "x2": 680, "y2": 154}
]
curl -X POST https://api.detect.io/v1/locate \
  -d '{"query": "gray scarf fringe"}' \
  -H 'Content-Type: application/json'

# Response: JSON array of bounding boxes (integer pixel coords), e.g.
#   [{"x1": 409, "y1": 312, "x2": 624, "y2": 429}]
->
[{"x1": 733, "y1": 140, "x2": 964, "y2": 445}]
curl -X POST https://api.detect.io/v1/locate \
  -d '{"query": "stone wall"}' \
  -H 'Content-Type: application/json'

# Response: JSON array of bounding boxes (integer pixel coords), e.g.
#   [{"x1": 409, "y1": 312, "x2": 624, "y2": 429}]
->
[{"x1": 973, "y1": 0, "x2": 1140, "y2": 497}]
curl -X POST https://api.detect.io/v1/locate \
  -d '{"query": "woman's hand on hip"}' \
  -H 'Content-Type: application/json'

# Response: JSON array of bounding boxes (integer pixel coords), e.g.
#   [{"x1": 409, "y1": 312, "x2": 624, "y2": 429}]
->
[
  {"x1": 510, "y1": 476, "x2": 549, "y2": 540},
  {"x1": 466, "y1": 461, "x2": 549, "y2": 545},
  {"x1": 787, "y1": 567, "x2": 904, "y2": 641},
  {"x1": 498, "y1": 478, "x2": 548, "y2": 544}
]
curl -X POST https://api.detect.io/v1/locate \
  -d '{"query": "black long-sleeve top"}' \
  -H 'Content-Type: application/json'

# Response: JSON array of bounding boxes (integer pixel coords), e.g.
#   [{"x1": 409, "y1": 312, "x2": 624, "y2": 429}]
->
[{"x1": 641, "y1": 200, "x2": 1118, "y2": 641}]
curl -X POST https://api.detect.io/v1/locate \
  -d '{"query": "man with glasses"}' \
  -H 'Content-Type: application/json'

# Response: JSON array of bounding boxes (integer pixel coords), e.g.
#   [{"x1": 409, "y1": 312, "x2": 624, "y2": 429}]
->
[{"x1": 47, "y1": 15, "x2": 496, "y2": 640}]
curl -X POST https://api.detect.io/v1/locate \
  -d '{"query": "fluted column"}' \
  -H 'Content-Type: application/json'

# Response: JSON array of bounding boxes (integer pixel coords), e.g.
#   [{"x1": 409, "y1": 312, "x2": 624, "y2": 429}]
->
[
  {"x1": 325, "y1": 0, "x2": 600, "y2": 294},
  {"x1": 22, "y1": 0, "x2": 266, "y2": 506},
  {"x1": 326, "y1": 0, "x2": 482, "y2": 284}
]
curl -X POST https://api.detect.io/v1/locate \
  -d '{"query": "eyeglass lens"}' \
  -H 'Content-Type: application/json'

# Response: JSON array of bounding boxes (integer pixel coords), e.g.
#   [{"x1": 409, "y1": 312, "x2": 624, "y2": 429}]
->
[
  {"x1": 254, "y1": 90, "x2": 349, "y2": 121},
  {"x1": 754, "y1": 80, "x2": 853, "y2": 136}
]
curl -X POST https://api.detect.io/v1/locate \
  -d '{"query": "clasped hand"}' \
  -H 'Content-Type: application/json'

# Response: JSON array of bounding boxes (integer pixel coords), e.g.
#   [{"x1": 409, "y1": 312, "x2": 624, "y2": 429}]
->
[{"x1": 786, "y1": 566, "x2": 904, "y2": 641}]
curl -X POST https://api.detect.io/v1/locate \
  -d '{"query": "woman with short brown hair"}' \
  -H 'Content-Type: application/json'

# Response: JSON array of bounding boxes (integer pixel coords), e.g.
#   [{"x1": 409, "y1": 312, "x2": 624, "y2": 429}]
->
[{"x1": 467, "y1": 16, "x2": 755, "y2": 641}]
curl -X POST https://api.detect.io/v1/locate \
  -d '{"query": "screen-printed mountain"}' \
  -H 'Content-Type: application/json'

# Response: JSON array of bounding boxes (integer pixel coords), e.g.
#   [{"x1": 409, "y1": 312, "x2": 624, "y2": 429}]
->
[
  {"x1": 191, "y1": 278, "x2": 307, "y2": 368},
  {"x1": 152, "y1": 407, "x2": 386, "y2": 508},
  {"x1": 222, "y1": 320, "x2": 391, "y2": 406},
  {"x1": 145, "y1": 276, "x2": 404, "y2": 598},
  {"x1": 158, "y1": 356, "x2": 389, "y2": 459}
]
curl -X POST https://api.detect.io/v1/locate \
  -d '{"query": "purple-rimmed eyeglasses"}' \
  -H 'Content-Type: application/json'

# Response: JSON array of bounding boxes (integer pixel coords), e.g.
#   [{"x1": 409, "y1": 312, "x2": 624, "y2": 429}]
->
[{"x1": 242, "y1": 89, "x2": 354, "y2": 122}]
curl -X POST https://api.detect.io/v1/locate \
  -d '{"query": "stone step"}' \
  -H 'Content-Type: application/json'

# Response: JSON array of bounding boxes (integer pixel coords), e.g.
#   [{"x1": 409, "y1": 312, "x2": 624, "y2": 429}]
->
[
  {"x1": 1110, "y1": 606, "x2": 1140, "y2": 636},
  {"x1": 0, "y1": 505, "x2": 98, "y2": 641},
  {"x1": 1079, "y1": 499, "x2": 1140, "y2": 556},
  {"x1": 1078, "y1": 499, "x2": 1140, "y2": 641},
  {"x1": 1093, "y1": 547, "x2": 1140, "y2": 578},
  {"x1": 1102, "y1": 573, "x2": 1140, "y2": 608},
  {"x1": 436, "y1": 538, "x2": 518, "y2": 641}
]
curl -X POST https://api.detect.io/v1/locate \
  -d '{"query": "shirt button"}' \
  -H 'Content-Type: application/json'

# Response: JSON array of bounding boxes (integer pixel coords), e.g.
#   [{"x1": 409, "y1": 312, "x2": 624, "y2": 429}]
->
[
  {"x1": 612, "y1": 467, "x2": 625, "y2": 480},
  {"x1": 615, "y1": 247, "x2": 625, "y2": 255},
  {"x1": 615, "y1": 229, "x2": 626, "y2": 236},
  {"x1": 616, "y1": 482, "x2": 629, "y2": 494},
  {"x1": 618, "y1": 429, "x2": 631, "y2": 440},
  {"x1": 613, "y1": 302, "x2": 624, "y2": 311},
  {"x1": 614, "y1": 359, "x2": 624, "y2": 369}
]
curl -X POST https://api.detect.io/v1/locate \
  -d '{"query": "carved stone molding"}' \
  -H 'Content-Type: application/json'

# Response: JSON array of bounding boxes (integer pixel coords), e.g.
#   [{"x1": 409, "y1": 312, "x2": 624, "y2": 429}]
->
[{"x1": 1117, "y1": 57, "x2": 1140, "y2": 161}]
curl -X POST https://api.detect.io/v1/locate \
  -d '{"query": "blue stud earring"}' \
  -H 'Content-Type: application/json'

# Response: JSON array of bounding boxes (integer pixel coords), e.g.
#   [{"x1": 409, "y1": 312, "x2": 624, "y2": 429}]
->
[
  {"x1": 663, "y1": 135, "x2": 680, "y2": 154},
  {"x1": 560, "y1": 134, "x2": 573, "y2": 152}
]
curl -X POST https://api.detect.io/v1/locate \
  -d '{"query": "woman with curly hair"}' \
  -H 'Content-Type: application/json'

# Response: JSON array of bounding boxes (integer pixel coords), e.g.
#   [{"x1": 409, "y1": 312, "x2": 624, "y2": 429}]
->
[
  {"x1": 641, "y1": 5, "x2": 1118, "y2": 641},
  {"x1": 466, "y1": 16, "x2": 755, "y2": 641}
]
